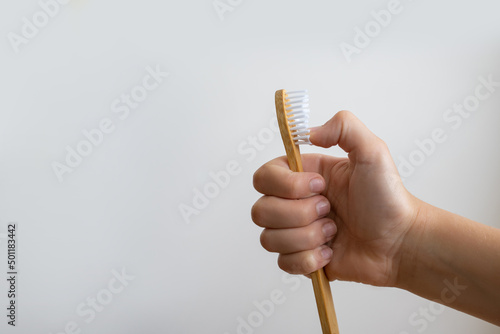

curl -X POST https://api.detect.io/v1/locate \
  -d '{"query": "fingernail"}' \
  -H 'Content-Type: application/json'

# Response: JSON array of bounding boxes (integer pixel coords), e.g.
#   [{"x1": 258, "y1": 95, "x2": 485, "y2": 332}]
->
[
  {"x1": 321, "y1": 246, "x2": 333, "y2": 260},
  {"x1": 309, "y1": 178, "x2": 324, "y2": 193},
  {"x1": 316, "y1": 201, "x2": 330, "y2": 217},
  {"x1": 322, "y1": 222, "x2": 336, "y2": 238}
]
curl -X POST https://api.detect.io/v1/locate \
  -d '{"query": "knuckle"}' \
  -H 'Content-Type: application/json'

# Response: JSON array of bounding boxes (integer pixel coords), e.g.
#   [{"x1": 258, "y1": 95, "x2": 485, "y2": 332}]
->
[
  {"x1": 252, "y1": 168, "x2": 264, "y2": 192},
  {"x1": 335, "y1": 109, "x2": 352, "y2": 122},
  {"x1": 253, "y1": 164, "x2": 274, "y2": 193},
  {"x1": 309, "y1": 223, "x2": 329, "y2": 249},
  {"x1": 277, "y1": 256, "x2": 290, "y2": 273},
  {"x1": 259, "y1": 230, "x2": 272, "y2": 252},
  {"x1": 300, "y1": 211, "x2": 313, "y2": 228},
  {"x1": 305, "y1": 226, "x2": 322, "y2": 247},
  {"x1": 251, "y1": 201, "x2": 262, "y2": 226},
  {"x1": 278, "y1": 255, "x2": 301, "y2": 275},
  {"x1": 302, "y1": 254, "x2": 317, "y2": 274},
  {"x1": 367, "y1": 139, "x2": 390, "y2": 163},
  {"x1": 288, "y1": 173, "x2": 304, "y2": 198},
  {"x1": 291, "y1": 205, "x2": 310, "y2": 228}
]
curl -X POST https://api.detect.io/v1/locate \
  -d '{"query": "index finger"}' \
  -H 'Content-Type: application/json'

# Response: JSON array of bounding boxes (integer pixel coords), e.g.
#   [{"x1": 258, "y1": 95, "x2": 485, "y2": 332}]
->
[{"x1": 253, "y1": 155, "x2": 326, "y2": 199}]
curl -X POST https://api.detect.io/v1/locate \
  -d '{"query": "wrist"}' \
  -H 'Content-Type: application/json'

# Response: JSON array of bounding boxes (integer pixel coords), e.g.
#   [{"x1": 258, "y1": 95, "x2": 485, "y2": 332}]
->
[{"x1": 393, "y1": 197, "x2": 433, "y2": 290}]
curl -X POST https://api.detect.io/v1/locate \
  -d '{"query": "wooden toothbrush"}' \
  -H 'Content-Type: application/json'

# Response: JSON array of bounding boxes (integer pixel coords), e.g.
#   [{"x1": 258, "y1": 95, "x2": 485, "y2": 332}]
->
[{"x1": 275, "y1": 89, "x2": 340, "y2": 334}]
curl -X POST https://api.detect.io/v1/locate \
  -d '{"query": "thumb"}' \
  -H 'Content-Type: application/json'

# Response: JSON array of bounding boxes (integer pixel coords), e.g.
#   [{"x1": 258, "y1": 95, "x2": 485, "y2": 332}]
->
[{"x1": 309, "y1": 110, "x2": 386, "y2": 163}]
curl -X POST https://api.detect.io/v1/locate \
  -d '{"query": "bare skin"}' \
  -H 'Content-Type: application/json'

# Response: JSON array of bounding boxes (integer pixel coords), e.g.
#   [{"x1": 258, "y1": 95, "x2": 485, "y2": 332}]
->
[{"x1": 252, "y1": 110, "x2": 500, "y2": 326}]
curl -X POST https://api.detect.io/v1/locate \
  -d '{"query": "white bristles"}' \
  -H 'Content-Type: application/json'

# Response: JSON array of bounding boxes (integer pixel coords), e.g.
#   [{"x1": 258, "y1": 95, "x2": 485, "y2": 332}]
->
[{"x1": 285, "y1": 90, "x2": 311, "y2": 145}]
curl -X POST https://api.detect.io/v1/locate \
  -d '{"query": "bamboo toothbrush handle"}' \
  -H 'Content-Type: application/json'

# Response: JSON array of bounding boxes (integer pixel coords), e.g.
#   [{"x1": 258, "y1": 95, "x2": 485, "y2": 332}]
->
[
  {"x1": 282, "y1": 145, "x2": 339, "y2": 334},
  {"x1": 311, "y1": 269, "x2": 339, "y2": 334}
]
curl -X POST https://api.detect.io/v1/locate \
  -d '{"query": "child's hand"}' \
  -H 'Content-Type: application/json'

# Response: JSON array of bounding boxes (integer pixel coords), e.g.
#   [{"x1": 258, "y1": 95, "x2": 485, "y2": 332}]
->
[
  {"x1": 252, "y1": 110, "x2": 420, "y2": 287},
  {"x1": 252, "y1": 110, "x2": 500, "y2": 325}
]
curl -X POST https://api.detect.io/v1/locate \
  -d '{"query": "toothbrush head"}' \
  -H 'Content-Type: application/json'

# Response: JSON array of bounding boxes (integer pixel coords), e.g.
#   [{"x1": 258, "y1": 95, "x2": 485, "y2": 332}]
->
[
  {"x1": 275, "y1": 89, "x2": 312, "y2": 172},
  {"x1": 276, "y1": 89, "x2": 312, "y2": 146}
]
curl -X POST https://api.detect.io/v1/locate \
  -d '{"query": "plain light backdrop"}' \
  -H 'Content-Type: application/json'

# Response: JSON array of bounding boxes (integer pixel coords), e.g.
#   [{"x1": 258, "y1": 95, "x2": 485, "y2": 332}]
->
[{"x1": 0, "y1": 0, "x2": 499, "y2": 333}]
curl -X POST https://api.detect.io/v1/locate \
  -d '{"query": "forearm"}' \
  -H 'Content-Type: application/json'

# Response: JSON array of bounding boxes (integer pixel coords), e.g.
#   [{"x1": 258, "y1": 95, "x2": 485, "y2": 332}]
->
[{"x1": 396, "y1": 199, "x2": 500, "y2": 325}]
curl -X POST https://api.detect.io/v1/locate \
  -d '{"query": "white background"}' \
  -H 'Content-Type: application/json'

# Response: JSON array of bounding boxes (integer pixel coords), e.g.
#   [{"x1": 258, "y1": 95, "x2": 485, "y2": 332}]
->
[{"x1": 0, "y1": 0, "x2": 499, "y2": 333}]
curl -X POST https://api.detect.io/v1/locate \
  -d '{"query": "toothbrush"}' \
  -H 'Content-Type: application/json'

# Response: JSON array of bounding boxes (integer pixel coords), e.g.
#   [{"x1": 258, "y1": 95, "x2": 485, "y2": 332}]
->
[{"x1": 275, "y1": 89, "x2": 340, "y2": 334}]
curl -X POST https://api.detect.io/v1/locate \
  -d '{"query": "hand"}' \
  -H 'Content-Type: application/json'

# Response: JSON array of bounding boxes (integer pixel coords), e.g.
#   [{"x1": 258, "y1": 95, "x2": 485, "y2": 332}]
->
[
  {"x1": 252, "y1": 110, "x2": 421, "y2": 287},
  {"x1": 253, "y1": 110, "x2": 500, "y2": 325}
]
